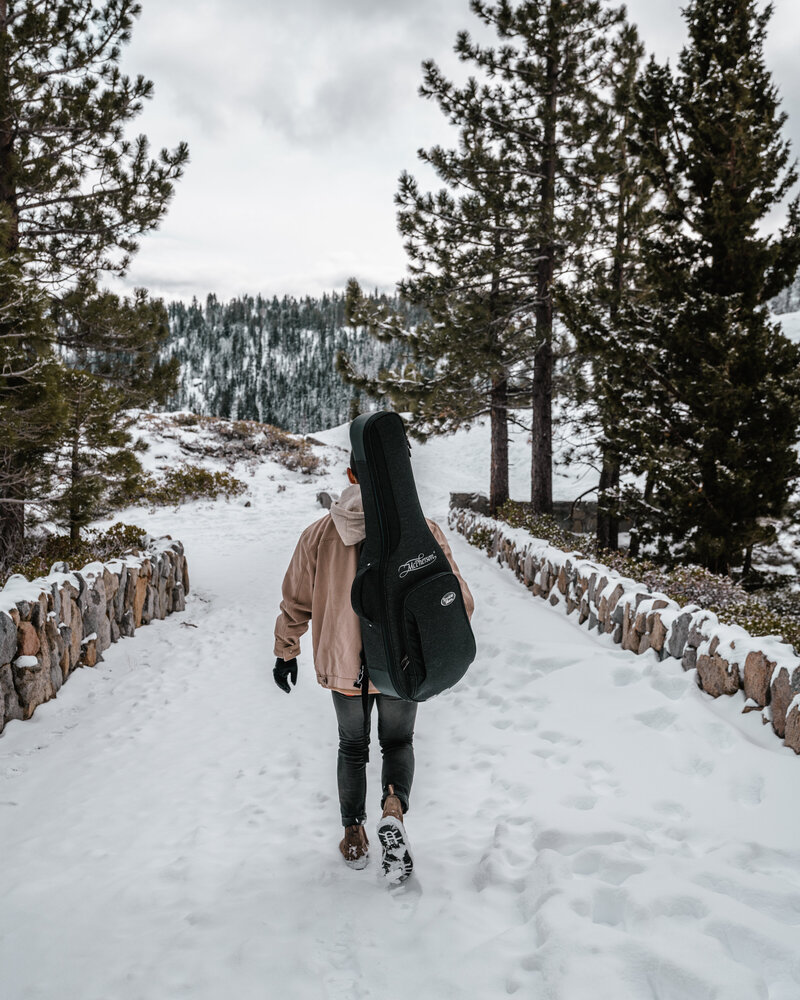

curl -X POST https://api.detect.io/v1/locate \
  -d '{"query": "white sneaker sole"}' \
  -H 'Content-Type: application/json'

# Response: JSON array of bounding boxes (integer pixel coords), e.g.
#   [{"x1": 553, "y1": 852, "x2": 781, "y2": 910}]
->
[{"x1": 376, "y1": 815, "x2": 414, "y2": 883}]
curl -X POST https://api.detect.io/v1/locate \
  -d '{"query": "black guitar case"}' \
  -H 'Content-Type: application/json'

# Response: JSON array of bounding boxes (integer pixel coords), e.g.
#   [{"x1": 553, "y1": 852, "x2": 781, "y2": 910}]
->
[{"x1": 349, "y1": 411, "x2": 476, "y2": 702}]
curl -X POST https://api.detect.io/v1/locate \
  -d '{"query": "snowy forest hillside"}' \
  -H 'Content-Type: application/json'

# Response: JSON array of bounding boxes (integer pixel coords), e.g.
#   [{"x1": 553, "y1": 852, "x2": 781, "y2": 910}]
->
[
  {"x1": 162, "y1": 292, "x2": 425, "y2": 432},
  {"x1": 161, "y1": 296, "x2": 800, "y2": 442}
]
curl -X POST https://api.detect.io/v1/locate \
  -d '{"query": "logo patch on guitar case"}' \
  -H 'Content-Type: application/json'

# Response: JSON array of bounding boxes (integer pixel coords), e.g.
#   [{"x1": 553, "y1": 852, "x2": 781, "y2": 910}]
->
[{"x1": 398, "y1": 552, "x2": 436, "y2": 578}]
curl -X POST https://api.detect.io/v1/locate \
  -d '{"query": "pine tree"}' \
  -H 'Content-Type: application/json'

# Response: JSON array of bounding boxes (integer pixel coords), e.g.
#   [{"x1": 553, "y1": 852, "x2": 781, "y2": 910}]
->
[
  {"x1": 45, "y1": 282, "x2": 176, "y2": 543},
  {"x1": 55, "y1": 280, "x2": 177, "y2": 404},
  {"x1": 0, "y1": 259, "x2": 64, "y2": 564},
  {"x1": 339, "y1": 72, "x2": 536, "y2": 513},
  {"x1": 341, "y1": 0, "x2": 627, "y2": 514},
  {"x1": 458, "y1": 0, "x2": 627, "y2": 513},
  {"x1": 51, "y1": 368, "x2": 143, "y2": 542},
  {"x1": 559, "y1": 23, "x2": 651, "y2": 550},
  {"x1": 0, "y1": 0, "x2": 187, "y2": 560},
  {"x1": 624, "y1": 0, "x2": 800, "y2": 572}
]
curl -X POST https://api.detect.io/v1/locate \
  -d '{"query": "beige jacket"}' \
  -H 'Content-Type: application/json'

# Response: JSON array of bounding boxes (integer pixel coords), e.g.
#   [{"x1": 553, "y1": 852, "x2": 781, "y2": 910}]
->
[{"x1": 274, "y1": 484, "x2": 474, "y2": 695}]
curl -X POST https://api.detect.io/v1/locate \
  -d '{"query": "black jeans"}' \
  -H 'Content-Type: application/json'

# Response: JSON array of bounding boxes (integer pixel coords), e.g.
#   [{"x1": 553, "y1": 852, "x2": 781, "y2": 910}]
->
[{"x1": 332, "y1": 691, "x2": 417, "y2": 827}]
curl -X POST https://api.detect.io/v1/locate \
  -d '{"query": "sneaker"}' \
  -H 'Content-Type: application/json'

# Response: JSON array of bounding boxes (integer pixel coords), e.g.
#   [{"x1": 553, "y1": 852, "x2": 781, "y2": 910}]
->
[
  {"x1": 339, "y1": 824, "x2": 369, "y2": 870},
  {"x1": 377, "y1": 792, "x2": 413, "y2": 884}
]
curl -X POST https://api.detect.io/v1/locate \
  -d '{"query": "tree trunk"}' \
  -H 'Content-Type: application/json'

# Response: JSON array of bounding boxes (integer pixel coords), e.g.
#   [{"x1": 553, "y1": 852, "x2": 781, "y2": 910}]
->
[
  {"x1": 629, "y1": 468, "x2": 654, "y2": 559},
  {"x1": 531, "y1": 323, "x2": 553, "y2": 514},
  {"x1": 69, "y1": 431, "x2": 81, "y2": 545},
  {"x1": 0, "y1": 491, "x2": 23, "y2": 569},
  {"x1": 486, "y1": 226, "x2": 510, "y2": 517},
  {"x1": 531, "y1": 1, "x2": 558, "y2": 515},
  {"x1": 0, "y1": 1, "x2": 18, "y2": 254},
  {"x1": 489, "y1": 374, "x2": 509, "y2": 515},
  {"x1": 0, "y1": 0, "x2": 25, "y2": 564},
  {"x1": 596, "y1": 447, "x2": 620, "y2": 551}
]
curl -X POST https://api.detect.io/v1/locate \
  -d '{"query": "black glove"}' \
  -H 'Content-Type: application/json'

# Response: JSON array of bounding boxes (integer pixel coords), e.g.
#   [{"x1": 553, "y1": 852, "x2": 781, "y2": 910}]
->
[{"x1": 273, "y1": 657, "x2": 298, "y2": 693}]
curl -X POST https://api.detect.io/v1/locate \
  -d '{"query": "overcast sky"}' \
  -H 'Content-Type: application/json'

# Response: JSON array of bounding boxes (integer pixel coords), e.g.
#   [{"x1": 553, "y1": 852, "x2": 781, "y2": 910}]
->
[{"x1": 110, "y1": 0, "x2": 800, "y2": 304}]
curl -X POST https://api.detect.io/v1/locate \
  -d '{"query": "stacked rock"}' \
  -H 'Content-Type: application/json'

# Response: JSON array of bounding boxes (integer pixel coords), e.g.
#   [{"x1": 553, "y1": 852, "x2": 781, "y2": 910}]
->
[
  {"x1": 0, "y1": 538, "x2": 189, "y2": 733},
  {"x1": 449, "y1": 503, "x2": 800, "y2": 755}
]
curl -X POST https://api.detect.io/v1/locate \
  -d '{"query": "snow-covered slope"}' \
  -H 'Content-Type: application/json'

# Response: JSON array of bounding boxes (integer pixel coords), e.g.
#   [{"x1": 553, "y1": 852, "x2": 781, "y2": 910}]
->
[
  {"x1": 312, "y1": 416, "x2": 597, "y2": 512},
  {"x1": 1, "y1": 418, "x2": 798, "y2": 1000}
]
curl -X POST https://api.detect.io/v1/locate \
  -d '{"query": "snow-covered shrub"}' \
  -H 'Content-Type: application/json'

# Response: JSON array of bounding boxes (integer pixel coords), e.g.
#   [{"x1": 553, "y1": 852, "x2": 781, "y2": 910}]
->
[
  {"x1": 468, "y1": 525, "x2": 495, "y2": 554},
  {"x1": 498, "y1": 503, "x2": 594, "y2": 558},
  {"x1": 141, "y1": 412, "x2": 325, "y2": 476},
  {"x1": 4, "y1": 522, "x2": 148, "y2": 587},
  {"x1": 278, "y1": 441, "x2": 322, "y2": 475},
  {"x1": 138, "y1": 465, "x2": 247, "y2": 506}
]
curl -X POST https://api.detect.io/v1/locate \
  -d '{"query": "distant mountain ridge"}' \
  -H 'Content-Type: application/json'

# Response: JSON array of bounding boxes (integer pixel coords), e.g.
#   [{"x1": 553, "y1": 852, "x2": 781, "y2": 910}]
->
[{"x1": 163, "y1": 291, "x2": 424, "y2": 432}]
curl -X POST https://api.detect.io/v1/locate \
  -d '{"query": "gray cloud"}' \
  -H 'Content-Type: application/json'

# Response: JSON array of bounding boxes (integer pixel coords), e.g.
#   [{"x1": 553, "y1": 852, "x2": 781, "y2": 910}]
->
[{"x1": 112, "y1": 0, "x2": 800, "y2": 303}]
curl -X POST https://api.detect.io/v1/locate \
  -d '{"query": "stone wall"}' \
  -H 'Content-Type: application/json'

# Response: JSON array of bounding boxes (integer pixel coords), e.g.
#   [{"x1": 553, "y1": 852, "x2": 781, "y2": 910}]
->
[
  {"x1": 0, "y1": 538, "x2": 189, "y2": 734},
  {"x1": 448, "y1": 492, "x2": 632, "y2": 535},
  {"x1": 449, "y1": 506, "x2": 800, "y2": 755}
]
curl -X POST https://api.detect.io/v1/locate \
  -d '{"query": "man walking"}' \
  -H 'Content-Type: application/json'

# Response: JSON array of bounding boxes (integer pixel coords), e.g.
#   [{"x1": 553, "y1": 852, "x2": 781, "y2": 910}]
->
[{"x1": 273, "y1": 453, "x2": 473, "y2": 882}]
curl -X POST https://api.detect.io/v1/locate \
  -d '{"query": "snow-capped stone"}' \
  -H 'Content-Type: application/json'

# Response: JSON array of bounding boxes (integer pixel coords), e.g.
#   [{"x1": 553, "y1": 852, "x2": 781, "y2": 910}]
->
[
  {"x1": 0, "y1": 611, "x2": 16, "y2": 665},
  {"x1": 11, "y1": 653, "x2": 51, "y2": 720},
  {"x1": 770, "y1": 664, "x2": 800, "y2": 738},
  {"x1": 83, "y1": 637, "x2": 99, "y2": 668},
  {"x1": 743, "y1": 651, "x2": 775, "y2": 707},
  {"x1": 696, "y1": 652, "x2": 740, "y2": 697},
  {"x1": 785, "y1": 697, "x2": 800, "y2": 754},
  {"x1": 17, "y1": 622, "x2": 40, "y2": 657},
  {"x1": 120, "y1": 609, "x2": 135, "y2": 638},
  {"x1": 0, "y1": 662, "x2": 23, "y2": 730},
  {"x1": 667, "y1": 610, "x2": 693, "y2": 658}
]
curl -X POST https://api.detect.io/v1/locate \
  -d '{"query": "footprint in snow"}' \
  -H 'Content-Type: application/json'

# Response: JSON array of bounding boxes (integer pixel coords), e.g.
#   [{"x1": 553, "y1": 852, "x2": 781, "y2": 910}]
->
[
  {"x1": 538, "y1": 730, "x2": 581, "y2": 746},
  {"x1": 571, "y1": 849, "x2": 645, "y2": 886},
  {"x1": 563, "y1": 793, "x2": 598, "y2": 811},
  {"x1": 613, "y1": 666, "x2": 641, "y2": 687},
  {"x1": 387, "y1": 872, "x2": 423, "y2": 917},
  {"x1": 633, "y1": 707, "x2": 680, "y2": 732},
  {"x1": 653, "y1": 800, "x2": 690, "y2": 822}
]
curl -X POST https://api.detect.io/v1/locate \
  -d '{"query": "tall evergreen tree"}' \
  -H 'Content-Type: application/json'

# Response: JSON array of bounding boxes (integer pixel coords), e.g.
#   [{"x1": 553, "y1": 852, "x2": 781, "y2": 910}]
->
[
  {"x1": 559, "y1": 23, "x2": 651, "y2": 551},
  {"x1": 624, "y1": 0, "x2": 800, "y2": 571},
  {"x1": 0, "y1": 0, "x2": 187, "y2": 562},
  {"x1": 459, "y1": 0, "x2": 626, "y2": 513},
  {"x1": 339, "y1": 69, "x2": 537, "y2": 513},
  {"x1": 0, "y1": 260, "x2": 64, "y2": 562},
  {"x1": 342, "y1": 0, "x2": 627, "y2": 514}
]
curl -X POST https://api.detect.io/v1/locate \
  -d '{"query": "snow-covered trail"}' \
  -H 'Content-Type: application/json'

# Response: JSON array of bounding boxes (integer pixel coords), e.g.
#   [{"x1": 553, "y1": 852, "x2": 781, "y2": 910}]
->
[{"x1": 1, "y1": 453, "x2": 799, "y2": 1000}]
